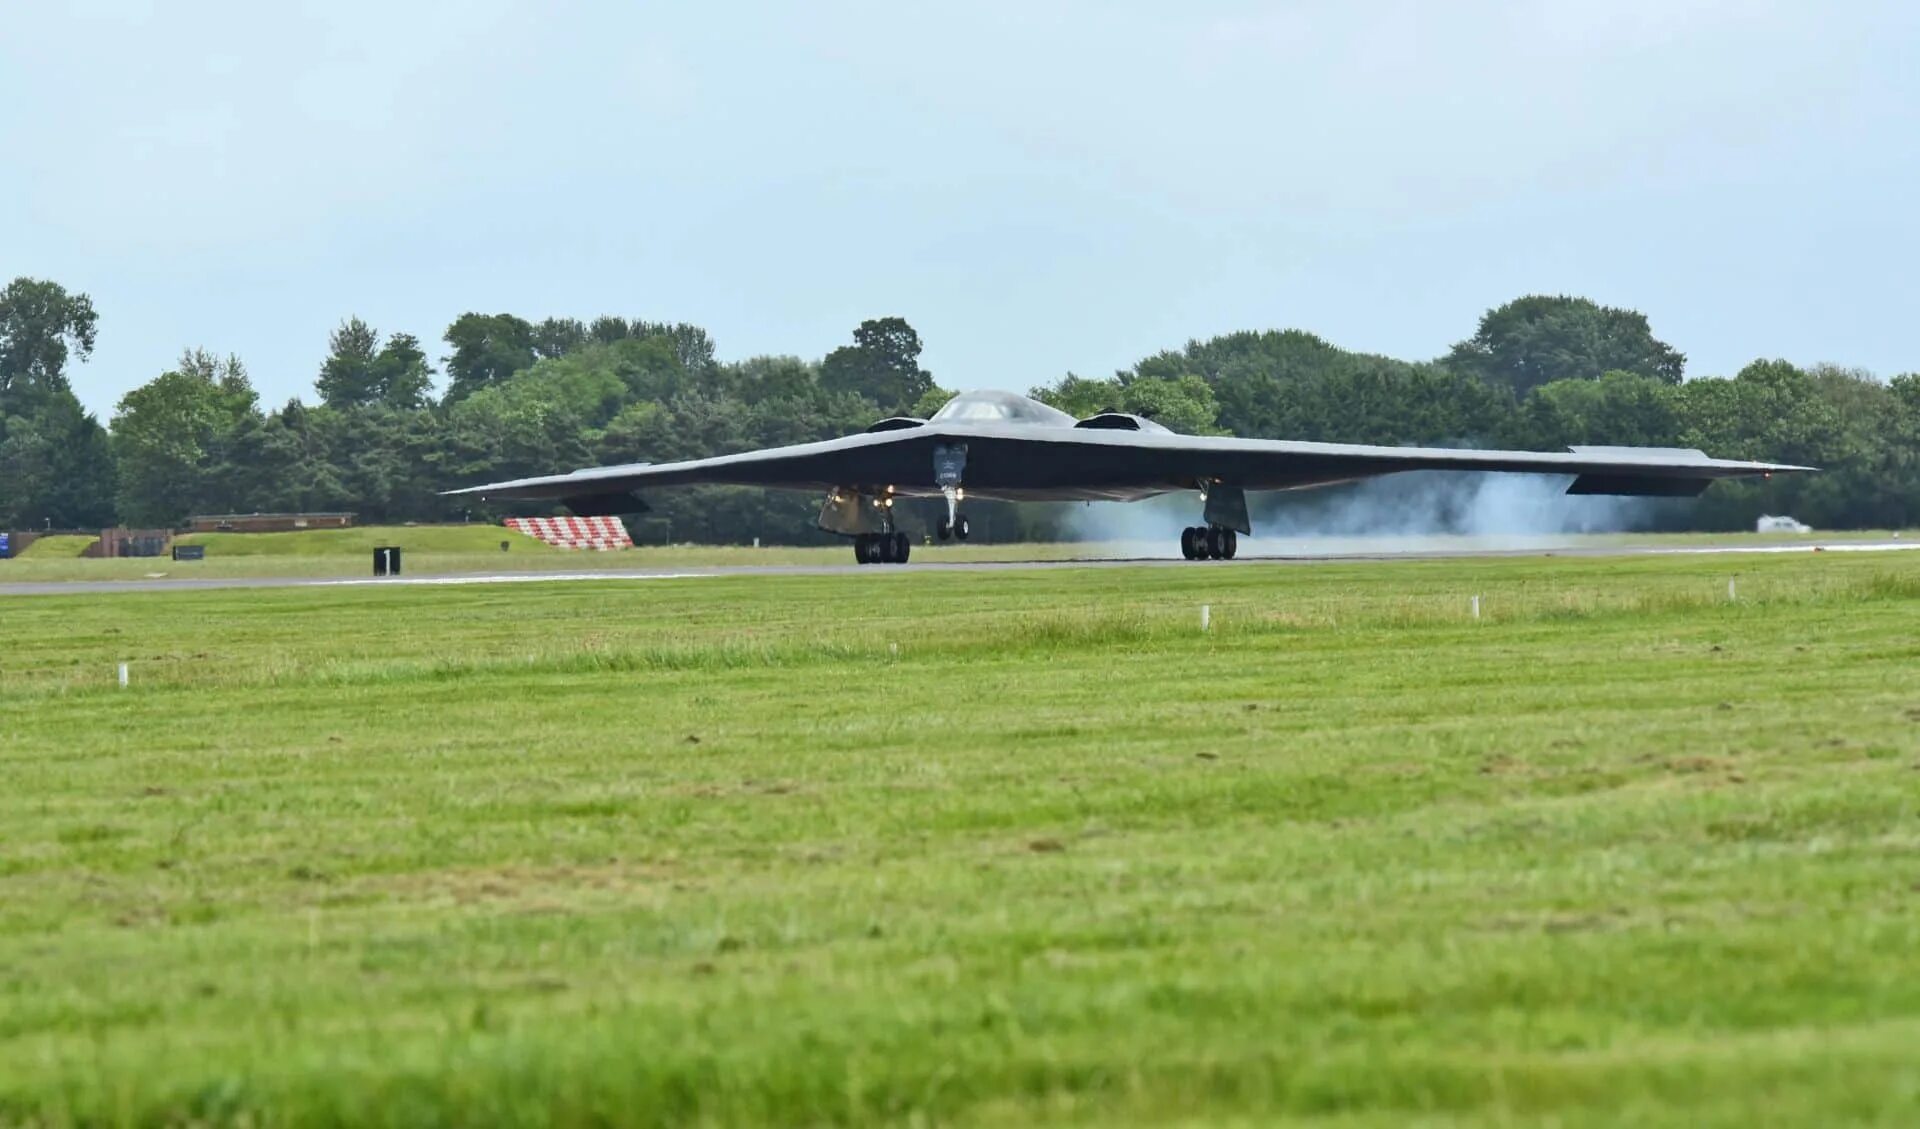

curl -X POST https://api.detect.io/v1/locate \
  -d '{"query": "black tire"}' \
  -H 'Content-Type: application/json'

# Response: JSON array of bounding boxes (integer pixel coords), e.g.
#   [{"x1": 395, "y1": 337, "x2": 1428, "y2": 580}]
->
[
  {"x1": 894, "y1": 532, "x2": 911, "y2": 564},
  {"x1": 854, "y1": 535, "x2": 873, "y2": 565},
  {"x1": 1180, "y1": 527, "x2": 1197, "y2": 560},
  {"x1": 1222, "y1": 529, "x2": 1238, "y2": 560},
  {"x1": 956, "y1": 515, "x2": 970, "y2": 540},
  {"x1": 937, "y1": 519, "x2": 952, "y2": 541},
  {"x1": 1205, "y1": 526, "x2": 1224, "y2": 559}
]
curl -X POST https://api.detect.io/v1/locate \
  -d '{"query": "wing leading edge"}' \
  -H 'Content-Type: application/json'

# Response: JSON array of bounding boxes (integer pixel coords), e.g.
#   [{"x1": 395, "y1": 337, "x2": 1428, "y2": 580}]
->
[{"x1": 445, "y1": 423, "x2": 1810, "y2": 509}]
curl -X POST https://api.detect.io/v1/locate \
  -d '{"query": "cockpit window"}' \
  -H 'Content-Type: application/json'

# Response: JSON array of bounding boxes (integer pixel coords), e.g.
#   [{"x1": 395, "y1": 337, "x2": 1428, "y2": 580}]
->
[{"x1": 930, "y1": 390, "x2": 1076, "y2": 427}]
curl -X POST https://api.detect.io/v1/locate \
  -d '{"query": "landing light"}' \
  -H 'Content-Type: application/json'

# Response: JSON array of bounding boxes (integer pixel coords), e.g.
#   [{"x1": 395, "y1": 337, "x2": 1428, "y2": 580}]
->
[{"x1": 955, "y1": 488, "x2": 965, "y2": 500}]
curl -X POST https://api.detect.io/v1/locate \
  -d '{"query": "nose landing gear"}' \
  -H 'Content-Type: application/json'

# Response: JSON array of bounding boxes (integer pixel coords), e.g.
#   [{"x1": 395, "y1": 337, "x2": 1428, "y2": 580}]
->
[
  {"x1": 933, "y1": 443, "x2": 970, "y2": 545},
  {"x1": 1180, "y1": 525, "x2": 1237, "y2": 561}
]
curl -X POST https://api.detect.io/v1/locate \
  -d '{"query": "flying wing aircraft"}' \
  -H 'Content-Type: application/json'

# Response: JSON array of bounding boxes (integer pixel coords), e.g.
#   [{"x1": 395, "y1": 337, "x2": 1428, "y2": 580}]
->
[{"x1": 446, "y1": 389, "x2": 1812, "y2": 564}]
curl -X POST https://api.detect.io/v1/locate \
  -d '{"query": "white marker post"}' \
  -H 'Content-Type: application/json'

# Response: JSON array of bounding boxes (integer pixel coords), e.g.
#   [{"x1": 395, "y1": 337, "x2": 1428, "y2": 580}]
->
[
  {"x1": 117, "y1": 662, "x2": 129, "y2": 688},
  {"x1": 1471, "y1": 595, "x2": 1481, "y2": 620},
  {"x1": 1728, "y1": 578, "x2": 1737, "y2": 601},
  {"x1": 1200, "y1": 604, "x2": 1212, "y2": 632}
]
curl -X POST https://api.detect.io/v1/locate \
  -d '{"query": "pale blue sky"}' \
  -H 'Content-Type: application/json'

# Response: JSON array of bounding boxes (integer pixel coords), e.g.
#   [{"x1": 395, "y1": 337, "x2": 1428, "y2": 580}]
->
[{"x1": 5, "y1": 0, "x2": 1916, "y2": 418}]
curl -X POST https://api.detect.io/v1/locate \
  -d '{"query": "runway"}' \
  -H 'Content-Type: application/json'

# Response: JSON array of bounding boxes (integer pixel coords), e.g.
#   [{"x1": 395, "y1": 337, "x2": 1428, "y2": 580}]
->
[{"x1": 2, "y1": 539, "x2": 1914, "y2": 596}]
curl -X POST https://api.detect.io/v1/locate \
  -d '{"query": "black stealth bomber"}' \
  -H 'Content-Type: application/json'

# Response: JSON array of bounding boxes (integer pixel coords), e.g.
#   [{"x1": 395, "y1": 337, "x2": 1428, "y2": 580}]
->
[{"x1": 446, "y1": 389, "x2": 1811, "y2": 564}]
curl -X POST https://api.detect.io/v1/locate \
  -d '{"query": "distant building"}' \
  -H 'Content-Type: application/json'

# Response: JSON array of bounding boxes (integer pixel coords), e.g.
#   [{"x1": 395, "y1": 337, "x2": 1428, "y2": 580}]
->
[{"x1": 186, "y1": 513, "x2": 355, "y2": 533}]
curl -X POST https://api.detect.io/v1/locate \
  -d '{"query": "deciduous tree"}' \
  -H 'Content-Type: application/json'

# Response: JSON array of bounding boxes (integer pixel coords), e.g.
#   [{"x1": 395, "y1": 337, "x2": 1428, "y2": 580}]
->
[
  {"x1": 317, "y1": 320, "x2": 434, "y2": 409},
  {"x1": 0, "y1": 391, "x2": 116, "y2": 528},
  {"x1": 442, "y1": 313, "x2": 536, "y2": 402},
  {"x1": 1447, "y1": 295, "x2": 1685, "y2": 395},
  {"x1": 112, "y1": 351, "x2": 259, "y2": 525},
  {"x1": 0, "y1": 277, "x2": 98, "y2": 414},
  {"x1": 819, "y1": 316, "x2": 933, "y2": 415}
]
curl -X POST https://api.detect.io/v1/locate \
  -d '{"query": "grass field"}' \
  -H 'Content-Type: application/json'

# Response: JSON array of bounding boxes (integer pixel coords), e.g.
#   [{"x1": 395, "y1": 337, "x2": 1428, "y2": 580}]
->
[
  {"x1": 4, "y1": 552, "x2": 1920, "y2": 1125},
  {"x1": 13, "y1": 534, "x2": 102, "y2": 559},
  {"x1": 0, "y1": 524, "x2": 1911, "y2": 583},
  {"x1": 170, "y1": 524, "x2": 564, "y2": 557}
]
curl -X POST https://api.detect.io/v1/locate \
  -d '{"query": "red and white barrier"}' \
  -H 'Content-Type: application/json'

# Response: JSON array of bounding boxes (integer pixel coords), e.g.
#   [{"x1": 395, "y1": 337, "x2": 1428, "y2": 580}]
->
[{"x1": 504, "y1": 516, "x2": 633, "y2": 551}]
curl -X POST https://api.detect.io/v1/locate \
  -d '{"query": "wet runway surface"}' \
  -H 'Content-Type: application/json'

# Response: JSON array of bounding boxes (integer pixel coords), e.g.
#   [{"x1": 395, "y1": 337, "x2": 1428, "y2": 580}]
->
[{"x1": 3, "y1": 540, "x2": 1914, "y2": 597}]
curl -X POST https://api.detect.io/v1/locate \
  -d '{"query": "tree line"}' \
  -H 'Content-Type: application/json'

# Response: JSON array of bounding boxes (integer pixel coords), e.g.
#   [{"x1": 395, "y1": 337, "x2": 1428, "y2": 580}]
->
[{"x1": 2, "y1": 277, "x2": 1915, "y2": 541}]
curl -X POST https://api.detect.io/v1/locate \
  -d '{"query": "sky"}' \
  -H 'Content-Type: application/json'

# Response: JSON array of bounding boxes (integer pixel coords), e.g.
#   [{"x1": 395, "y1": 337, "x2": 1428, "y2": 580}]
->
[{"x1": 4, "y1": 0, "x2": 1918, "y2": 418}]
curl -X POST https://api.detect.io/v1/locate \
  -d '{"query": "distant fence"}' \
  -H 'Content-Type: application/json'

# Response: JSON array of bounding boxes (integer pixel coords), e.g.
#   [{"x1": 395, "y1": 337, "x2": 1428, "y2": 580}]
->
[{"x1": 186, "y1": 513, "x2": 355, "y2": 533}]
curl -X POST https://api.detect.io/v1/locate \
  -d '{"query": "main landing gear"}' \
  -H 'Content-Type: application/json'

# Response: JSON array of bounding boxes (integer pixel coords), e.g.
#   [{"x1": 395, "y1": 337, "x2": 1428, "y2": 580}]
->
[
  {"x1": 854, "y1": 531, "x2": 911, "y2": 565},
  {"x1": 1180, "y1": 525, "x2": 1238, "y2": 561}
]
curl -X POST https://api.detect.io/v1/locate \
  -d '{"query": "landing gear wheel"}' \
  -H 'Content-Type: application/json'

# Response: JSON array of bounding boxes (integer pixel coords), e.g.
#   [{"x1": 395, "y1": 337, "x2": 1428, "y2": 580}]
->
[
  {"x1": 854, "y1": 535, "x2": 874, "y2": 565},
  {"x1": 1205, "y1": 526, "x2": 1225, "y2": 560},
  {"x1": 955, "y1": 515, "x2": 970, "y2": 540},
  {"x1": 937, "y1": 518, "x2": 953, "y2": 541},
  {"x1": 1180, "y1": 526, "x2": 1199, "y2": 560},
  {"x1": 893, "y1": 531, "x2": 911, "y2": 564},
  {"x1": 1221, "y1": 529, "x2": 1238, "y2": 560}
]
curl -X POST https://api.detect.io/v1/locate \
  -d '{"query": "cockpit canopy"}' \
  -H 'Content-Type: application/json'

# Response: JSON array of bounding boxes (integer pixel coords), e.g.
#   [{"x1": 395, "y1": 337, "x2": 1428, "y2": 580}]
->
[{"x1": 930, "y1": 390, "x2": 1077, "y2": 428}]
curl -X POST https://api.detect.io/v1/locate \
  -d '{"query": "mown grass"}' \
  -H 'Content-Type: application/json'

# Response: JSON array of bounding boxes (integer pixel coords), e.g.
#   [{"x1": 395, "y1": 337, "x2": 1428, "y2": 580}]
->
[
  {"x1": 12, "y1": 534, "x2": 100, "y2": 559},
  {"x1": 172, "y1": 524, "x2": 562, "y2": 556},
  {"x1": 0, "y1": 526, "x2": 1910, "y2": 583},
  {"x1": 2, "y1": 552, "x2": 1919, "y2": 1126}
]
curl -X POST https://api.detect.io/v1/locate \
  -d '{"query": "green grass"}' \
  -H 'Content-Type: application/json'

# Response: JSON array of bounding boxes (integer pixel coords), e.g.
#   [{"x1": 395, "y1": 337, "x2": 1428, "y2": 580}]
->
[
  {"x1": 3, "y1": 553, "x2": 1919, "y2": 1126},
  {"x1": 172, "y1": 524, "x2": 560, "y2": 557},
  {"x1": 13, "y1": 534, "x2": 100, "y2": 558},
  {"x1": 0, "y1": 526, "x2": 1912, "y2": 584}
]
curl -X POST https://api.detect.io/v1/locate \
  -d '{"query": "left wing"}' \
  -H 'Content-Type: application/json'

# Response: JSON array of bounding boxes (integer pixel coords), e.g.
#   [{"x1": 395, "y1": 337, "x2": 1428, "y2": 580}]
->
[{"x1": 443, "y1": 428, "x2": 950, "y2": 514}]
